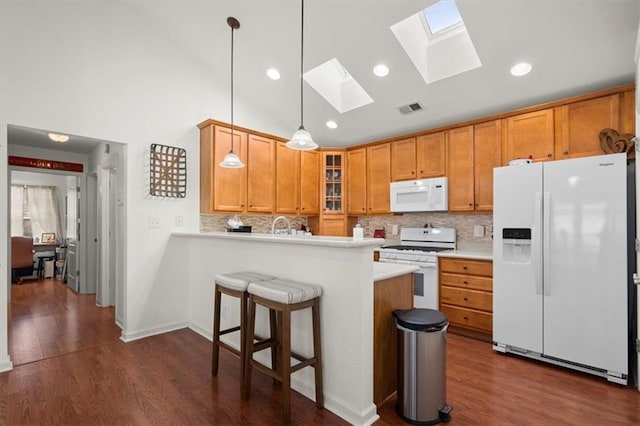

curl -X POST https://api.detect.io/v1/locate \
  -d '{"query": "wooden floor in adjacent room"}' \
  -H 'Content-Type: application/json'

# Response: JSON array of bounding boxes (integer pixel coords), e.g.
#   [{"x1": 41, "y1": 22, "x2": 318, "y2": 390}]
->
[{"x1": 1, "y1": 279, "x2": 639, "y2": 425}]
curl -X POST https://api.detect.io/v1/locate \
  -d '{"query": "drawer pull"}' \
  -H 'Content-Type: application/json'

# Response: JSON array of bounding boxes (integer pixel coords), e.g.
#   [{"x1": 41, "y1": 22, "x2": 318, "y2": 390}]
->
[
  {"x1": 463, "y1": 297, "x2": 468, "y2": 301},
  {"x1": 463, "y1": 316, "x2": 468, "y2": 320},
  {"x1": 463, "y1": 281, "x2": 468, "y2": 285}
]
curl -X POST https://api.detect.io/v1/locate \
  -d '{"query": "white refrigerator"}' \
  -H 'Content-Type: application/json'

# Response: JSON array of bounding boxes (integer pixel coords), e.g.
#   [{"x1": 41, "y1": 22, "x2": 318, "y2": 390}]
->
[{"x1": 493, "y1": 153, "x2": 629, "y2": 384}]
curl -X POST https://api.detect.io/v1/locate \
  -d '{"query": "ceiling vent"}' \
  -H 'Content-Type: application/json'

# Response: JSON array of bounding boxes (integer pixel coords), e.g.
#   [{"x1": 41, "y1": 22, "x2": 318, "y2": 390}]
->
[{"x1": 398, "y1": 102, "x2": 423, "y2": 114}]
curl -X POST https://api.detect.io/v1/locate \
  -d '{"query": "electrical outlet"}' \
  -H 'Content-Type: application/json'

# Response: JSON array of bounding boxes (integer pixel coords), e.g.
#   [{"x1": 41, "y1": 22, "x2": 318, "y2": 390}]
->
[
  {"x1": 473, "y1": 225, "x2": 485, "y2": 237},
  {"x1": 391, "y1": 224, "x2": 399, "y2": 235},
  {"x1": 149, "y1": 217, "x2": 161, "y2": 229},
  {"x1": 175, "y1": 216, "x2": 184, "y2": 227}
]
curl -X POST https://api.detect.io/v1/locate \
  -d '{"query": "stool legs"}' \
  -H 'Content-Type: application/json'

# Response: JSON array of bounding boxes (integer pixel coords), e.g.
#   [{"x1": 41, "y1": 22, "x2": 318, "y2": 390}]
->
[
  {"x1": 211, "y1": 287, "x2": 222, "y2": 376},
  {"x1": 311, "y1": 298, "x2": 324, "y2": 409},
  {"x1": 281, "y1": 306, "x2": 292, "y2": 425}
]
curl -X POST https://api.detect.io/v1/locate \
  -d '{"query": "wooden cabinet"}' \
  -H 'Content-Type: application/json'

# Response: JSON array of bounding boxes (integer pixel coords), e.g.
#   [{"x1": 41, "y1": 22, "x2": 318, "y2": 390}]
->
[
  {"x1": 555, "y1": 94, "x2": 621, "y2": 160},
  {"x1": 417, "y1": 132, "x2": 446, "y2": 178},
  {"x1": 503, "y1": 109, "x2": 555, "y2": 164},
  {"x1": 200, "y1": 125, "x2": 248, "y2": 213},
  {"x1": 308, "y1": 151, "x2": 356, "y2": 236},
  {"x1": 347, "y1": 148, "x2": 367, "y2": 215},
  {"x1": 390, "y1": 138, "x2": 417, "y2": 181},
  {"x1": 447, "y1": 126, "x2": 474, "y2": 212},
  {"x1": 300, "y1": 150, "x2": 320, "y2": 215},
  {"x1": 275, "y1": 143, "x2": 319, "y2": 215},
  {"x1": 390, "y1": 133, "x2": 446, "y2": 181},
  {"x1": 367, "y1": 143, "x2": 391, "y2": 214},
  {"x1": 439, "y1": 257, "x2": 493, "y2": 340},
  {"x1": 246, "y1": 134, "x2": 275, "y2": 213},
  {"x1": 473, "y1": 120, "x2": 502, "y2": 211},
  {"x1": 374, "y1": 272, "x2": 413, "y2": 406}
]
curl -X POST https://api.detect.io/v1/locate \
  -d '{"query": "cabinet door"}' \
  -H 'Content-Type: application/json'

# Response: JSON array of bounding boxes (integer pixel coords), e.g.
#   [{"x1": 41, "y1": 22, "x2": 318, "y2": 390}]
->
[
  {"x1": 347, "y1": 148, "x2": 367, "y2": 215},
  {"x1": 246, "y1": 134, "x2": 275, "y2": 213},
  {"x1": 275, "y1": 142, "x2": 300, "y2": 214},
  {"x1": 556, "y1": 94, "x2": 620, "y2": 160},
  {"x1": 213, "y1": 126, "x2": 247, "y2": 212},
  {"x1": 320, "y1": 216, "x2": 347, "y2": 236},
  {"x1": 447, "y1": 126, "x2": 475, "y2": 212},
  {"x1": 417, "y1": 132, "x2": 446, "y2": 178},
  {"x1": 390, "y1": 138, "x2": 416, "y2": 181},
  {"x1": 300, "y1": 150, "x2": 320, "y2": 215},
  {"x1": 200, "y1": 125, "x2": 215, "y2": 213},
  {"x1": 367, "y1": 143, "x2": 391, "y2": 214},
  {"x1": 504, "y1": 109, "x2": 554, "y2": 164},
  {"x1": 474, "y1": 120, "x2": 502, "y2": 211}
]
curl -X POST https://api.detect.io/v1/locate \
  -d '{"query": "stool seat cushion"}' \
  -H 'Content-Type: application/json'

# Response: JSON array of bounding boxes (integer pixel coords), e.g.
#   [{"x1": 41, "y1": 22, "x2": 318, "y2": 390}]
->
[
  {"x1": 215, "y1": 271, "x2": 276, "y2": 292},
  {"x1": 248, "y1": 278, "x2": 322, "y2": 304}
]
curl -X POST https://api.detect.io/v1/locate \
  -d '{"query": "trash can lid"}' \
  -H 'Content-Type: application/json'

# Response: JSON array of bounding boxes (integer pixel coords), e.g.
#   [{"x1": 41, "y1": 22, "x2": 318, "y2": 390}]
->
[{"x1": 393, "y1": 308, "x2": 448, "y2": 331}]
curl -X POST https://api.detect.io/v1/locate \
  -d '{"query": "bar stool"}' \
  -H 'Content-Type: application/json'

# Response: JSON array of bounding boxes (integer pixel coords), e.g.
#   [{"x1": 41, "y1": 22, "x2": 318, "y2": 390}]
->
[
  {"x1": 212, "y1": 271, "x2": 276, "y2": 398},
  {"x1": 243, "y1": 278, "x2": 324, "y2": 425}
]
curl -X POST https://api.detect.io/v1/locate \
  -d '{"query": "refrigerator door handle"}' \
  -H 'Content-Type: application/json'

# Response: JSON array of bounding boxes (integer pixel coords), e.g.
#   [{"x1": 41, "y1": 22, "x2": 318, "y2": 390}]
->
[
  {"x1": 543, "y1": 191, "x2": 551, "y2": 296},
  {"x1": 533, "y1": 192, "x2": 543, "y2": 295}
]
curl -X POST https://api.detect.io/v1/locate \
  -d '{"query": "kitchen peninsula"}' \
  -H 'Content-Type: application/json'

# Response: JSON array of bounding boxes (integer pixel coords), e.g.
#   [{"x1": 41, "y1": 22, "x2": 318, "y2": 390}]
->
[{"x1": 170, "y1": 231, "x2": 414, "y2": 425}]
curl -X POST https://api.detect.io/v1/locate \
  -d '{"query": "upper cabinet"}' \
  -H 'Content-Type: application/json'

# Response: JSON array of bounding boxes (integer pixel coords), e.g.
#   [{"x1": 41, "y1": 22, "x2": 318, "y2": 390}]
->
[
  {"x1": 448, "y1": 121, "x2": 502, "y2": 212},
  {"x1": 322, "y1": 152, "x2": 345, "y2": 214},
  {"x1": 390, "y1": 138, "x2": 417, "y2": 181},
  {"x1": 200, "y1": 125, "x2": 248, "y2": 213},
  {"x1": 246, "y1": 134, "x2": 275, "y2": 213},
  {"x1": 555, "y1": 94, "x2": 620, "y2": 160},
  {"x1": 390, "y1": 133, "x2": 446, "y2": 181},
  {"x1": 503, "y1": 109, "x2": 555, "y2": 164},
  {"x1": 347, "y1": 148, "x2": 367, "y2": 215},
  {"x1": 416, "y1": 132, "x2": 447, "y2": 178},
  {"x1": 275, "y1": 143, "x2": 319, "y2": 215},
  {"x1": 367, "y1": 143, "x2": 391, "y2": 214}
]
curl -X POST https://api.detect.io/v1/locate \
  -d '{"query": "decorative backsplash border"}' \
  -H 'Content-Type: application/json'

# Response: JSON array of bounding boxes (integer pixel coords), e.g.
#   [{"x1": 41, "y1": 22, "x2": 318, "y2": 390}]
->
[{"x1": 200, "y1": 212, "x2": 492, "y2": 244}]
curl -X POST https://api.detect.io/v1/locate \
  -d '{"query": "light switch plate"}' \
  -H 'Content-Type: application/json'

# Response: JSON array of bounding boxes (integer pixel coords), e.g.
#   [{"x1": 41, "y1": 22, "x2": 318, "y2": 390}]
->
[
  {"x1": 392, "y1": 224, "x2": 399, "y2": 235},
  {"x1": 473, "y1": 225, "x2": 485, "y2": 237},
  {"x1": 149, "y1": 217, "x2": 161, "y2": 229}
]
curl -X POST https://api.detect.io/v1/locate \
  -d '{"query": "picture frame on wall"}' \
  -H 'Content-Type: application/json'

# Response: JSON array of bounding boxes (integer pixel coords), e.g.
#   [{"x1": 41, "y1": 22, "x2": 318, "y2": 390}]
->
[{"x1": 41, "y1": 233, "x2": 56, "y2": 244}]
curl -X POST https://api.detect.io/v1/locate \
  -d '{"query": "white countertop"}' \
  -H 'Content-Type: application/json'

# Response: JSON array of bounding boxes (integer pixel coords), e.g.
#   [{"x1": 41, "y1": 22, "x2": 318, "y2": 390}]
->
[
  {"x1": 172, "y1": 231, "x2": 386, "y2": 249},
  {"x1": 373, "y1": 262, "x2": 419, "y2": 281},
  {"x1": 437, "y1": 242, "x2": 493, "y2": 261}
]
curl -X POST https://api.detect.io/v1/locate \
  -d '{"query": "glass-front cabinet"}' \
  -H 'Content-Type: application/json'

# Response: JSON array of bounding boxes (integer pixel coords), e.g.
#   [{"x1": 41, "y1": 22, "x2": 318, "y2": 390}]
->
[{"x1": 323, "y1": 152, "x2": 344, "y2": 213}]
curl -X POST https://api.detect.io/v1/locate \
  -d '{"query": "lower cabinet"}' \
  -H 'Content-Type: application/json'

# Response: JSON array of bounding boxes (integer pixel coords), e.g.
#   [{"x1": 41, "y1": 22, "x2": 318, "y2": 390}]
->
[
  {"x1": 439, "y1": 257, "x2": 493, "y2": 341},
  {"x1": 373, "y1": 273, "x2": 413, "y2": 406}
]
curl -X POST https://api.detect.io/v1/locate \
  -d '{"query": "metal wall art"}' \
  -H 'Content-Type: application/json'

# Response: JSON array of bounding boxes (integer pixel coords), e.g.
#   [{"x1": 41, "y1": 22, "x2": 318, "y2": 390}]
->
[{"x1": 150, "y1": 143, "x2": 187, "y2": 198}]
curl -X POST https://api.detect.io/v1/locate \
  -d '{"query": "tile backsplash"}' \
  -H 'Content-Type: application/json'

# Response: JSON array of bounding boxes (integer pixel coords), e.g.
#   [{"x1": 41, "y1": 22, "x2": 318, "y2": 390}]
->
[{"x1": 200, "y1": 212, "x2": 492, "y2": 244}]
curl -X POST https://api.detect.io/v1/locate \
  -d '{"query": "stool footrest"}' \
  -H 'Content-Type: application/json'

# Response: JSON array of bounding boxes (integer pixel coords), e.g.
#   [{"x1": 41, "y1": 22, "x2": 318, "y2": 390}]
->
[
  {"x1": 218, "y1": 341, "x2": 241, "y2": 357},
  {"x1": 219, "y1": 325, "x2": 241, "y2": 336},
  {"x1": 253, "y1": 338, "x2": 277, "y2": 353},
  {"x1": 290, "y1": 357, "x2": 317, "y2": 373}
]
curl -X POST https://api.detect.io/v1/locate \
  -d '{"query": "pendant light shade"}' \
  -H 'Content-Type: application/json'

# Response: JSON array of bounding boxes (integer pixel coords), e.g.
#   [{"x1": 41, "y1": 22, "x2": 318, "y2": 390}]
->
[
  {"x1": 220, "y1": 16, "x2": 245, "y2": 168},
  {"x1": 286, "y1": 0, "x2": 318, "y2": 151}
]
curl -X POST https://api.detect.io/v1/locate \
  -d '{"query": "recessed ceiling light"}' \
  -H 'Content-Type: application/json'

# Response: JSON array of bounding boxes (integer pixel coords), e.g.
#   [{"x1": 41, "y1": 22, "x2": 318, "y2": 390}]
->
[
  {"x1": 510, "y1": 62, "x2": 532, "y2": 77},
  {"x1": 326, "y1": 120, "x2": 338, "y2": 129},
  {"x1": 266, "y1": 68, "x2": 281, "y2": 80},
  {"x1": 373, "y1": 64, "x2": 389, "y2": 77},
  {"x1": 48, "y1": 132, "x2": 69, "y2": 143}
]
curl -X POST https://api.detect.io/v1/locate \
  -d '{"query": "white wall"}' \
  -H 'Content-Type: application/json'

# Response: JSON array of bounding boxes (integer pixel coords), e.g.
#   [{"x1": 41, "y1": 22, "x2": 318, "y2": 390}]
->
[{"x1": 0, "y1": 0, "x2": 275, "y2": 358}]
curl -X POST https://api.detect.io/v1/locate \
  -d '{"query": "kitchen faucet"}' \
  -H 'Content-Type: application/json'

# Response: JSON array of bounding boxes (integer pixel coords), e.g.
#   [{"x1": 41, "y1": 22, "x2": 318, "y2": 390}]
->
[{"x1": 271, "y1": 216, "x2": 292, "y2": 235}]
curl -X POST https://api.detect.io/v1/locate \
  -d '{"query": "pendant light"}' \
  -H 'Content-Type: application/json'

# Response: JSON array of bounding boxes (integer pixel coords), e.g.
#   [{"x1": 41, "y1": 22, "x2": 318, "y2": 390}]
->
[
  {"x1": 220, "y1": 17, "x2": 245, "y2": 168},
  {"x1": 286, "y1": 0, "x2": 318, "y2": 151}
]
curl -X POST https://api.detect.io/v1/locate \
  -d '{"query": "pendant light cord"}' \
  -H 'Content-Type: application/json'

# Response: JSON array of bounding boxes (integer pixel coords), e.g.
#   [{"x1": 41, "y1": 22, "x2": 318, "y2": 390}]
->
[
  {"x1": 230, "y1": 21, "x2": 235, "y2": 154},
  {"x1": 300, "y1": 0, "x2": 304, "y2": 129}
]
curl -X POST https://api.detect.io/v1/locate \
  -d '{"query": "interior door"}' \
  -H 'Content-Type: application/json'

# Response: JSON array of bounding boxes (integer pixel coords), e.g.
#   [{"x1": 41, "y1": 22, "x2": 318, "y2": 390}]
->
[
  {"x1": 65, "y1": 180, "x2": 79, "y2": 292},
  {"x1": 543, "y1": 154, "x2": 628, "y2": 375},
  {"x1": 493, "y1": 162, "x2": 543, "y2": 353}
]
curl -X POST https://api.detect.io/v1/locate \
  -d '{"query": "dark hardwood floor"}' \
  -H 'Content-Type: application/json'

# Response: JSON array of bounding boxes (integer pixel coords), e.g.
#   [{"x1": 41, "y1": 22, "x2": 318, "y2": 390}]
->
[{"x1": 1, "y1": 279, "x2": 639, "y2": 425}]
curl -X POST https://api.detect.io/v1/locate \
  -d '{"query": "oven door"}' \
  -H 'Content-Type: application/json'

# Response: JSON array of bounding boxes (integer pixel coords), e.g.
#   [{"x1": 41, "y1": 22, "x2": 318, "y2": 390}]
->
[{"x1": 412, "y1": 263, "x2": 439, "y2": 309}]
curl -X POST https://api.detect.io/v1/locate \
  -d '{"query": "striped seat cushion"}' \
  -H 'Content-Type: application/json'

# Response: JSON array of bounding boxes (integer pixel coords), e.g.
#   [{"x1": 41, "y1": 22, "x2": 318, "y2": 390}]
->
[
  {"x1": 214, "y1": 271, "x2": 276, "y2": 292},
  {"x1": 248, "y1": 278, "x2": 322, "y2": 304}
]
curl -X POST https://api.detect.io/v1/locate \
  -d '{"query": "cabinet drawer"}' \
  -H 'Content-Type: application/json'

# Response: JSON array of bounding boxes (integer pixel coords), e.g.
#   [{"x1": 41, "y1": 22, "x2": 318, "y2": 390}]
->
[
  {"x1": 440, "y1": 273, "x2": 493, "y2": 292},
  {"x1": 440, "y1": 258, "x2": 492, "y2": 277},
  {"x1": 440, "y1": 304, "x2": 492, "y2": 333},
  {"x1": 440, "y1": 286, "x2": 492, "y2": 312}
]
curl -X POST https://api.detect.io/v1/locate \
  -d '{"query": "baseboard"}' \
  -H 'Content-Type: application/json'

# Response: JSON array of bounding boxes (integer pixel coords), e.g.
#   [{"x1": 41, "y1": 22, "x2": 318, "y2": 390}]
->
[
  {"x1": 188, "y1": 321, "x2": 213, "y2": 341},
  {"x1": 120, "y1": 321, "x2": 188, "y2": 343},
  {"x1": 0, "y1": 357, "x2": 14, "y2": 373}
]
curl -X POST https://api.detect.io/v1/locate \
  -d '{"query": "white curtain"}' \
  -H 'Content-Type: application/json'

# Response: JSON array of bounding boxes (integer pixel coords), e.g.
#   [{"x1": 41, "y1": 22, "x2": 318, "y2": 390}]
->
[
  {"x1": 10, "y1": 185, "x2": 24, "y2": 236},
  {"x1": 26, "y1": 186, "x2": 62, "y2": 243}
]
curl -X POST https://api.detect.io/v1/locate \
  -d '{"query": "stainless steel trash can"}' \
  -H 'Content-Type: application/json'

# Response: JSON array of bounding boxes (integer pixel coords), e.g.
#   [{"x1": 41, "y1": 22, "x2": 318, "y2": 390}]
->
[{"x1": 393, "y1": 308, "x2": 452, "y2": 424}]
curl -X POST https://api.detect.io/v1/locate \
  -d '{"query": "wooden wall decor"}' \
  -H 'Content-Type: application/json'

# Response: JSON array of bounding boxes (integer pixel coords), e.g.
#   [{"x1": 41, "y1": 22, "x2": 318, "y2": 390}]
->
[
  {"x1": 8, "y1": 155, "x2": 83, "y2": 172},
  {"x1": 599, "y1": 128, "x2": 636, "y2": 157},
  {"x1": 150, "y1": 143, "x2": 187, "y2": 198}
]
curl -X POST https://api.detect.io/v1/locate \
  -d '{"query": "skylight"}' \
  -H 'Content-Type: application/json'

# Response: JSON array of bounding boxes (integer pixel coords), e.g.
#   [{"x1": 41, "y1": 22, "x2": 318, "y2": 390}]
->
[
  {"x1": 422, "y1": 0, "x2": 462, "y2": 35},
  {"x1": 390, "y1": 0, "x2": 481, "y2": 84},
  {"x1": 303, "y1": 58, "x2": 373, "y2": 114}
]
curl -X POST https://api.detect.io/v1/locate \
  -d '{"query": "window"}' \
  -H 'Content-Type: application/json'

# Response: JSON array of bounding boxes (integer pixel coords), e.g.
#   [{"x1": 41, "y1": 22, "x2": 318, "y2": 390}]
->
[{"x1": 10, "y1": 185, "x2": 62, "y2": 244}]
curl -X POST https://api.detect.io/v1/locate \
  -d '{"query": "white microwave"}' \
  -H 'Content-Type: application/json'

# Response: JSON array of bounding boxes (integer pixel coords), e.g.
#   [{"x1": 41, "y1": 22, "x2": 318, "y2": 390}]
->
[{"x1": 390, "y1": 177, "x2": 448, "y2": 212}]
